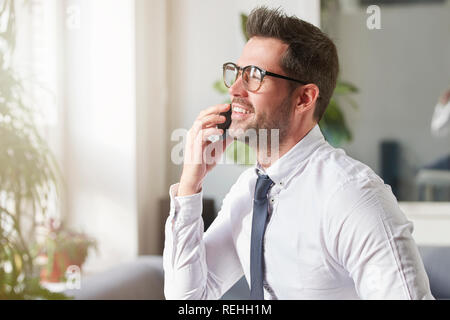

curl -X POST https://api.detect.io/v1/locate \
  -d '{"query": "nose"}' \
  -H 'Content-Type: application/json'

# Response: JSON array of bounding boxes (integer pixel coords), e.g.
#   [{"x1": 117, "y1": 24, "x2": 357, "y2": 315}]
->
[{"x1": 228, "y1": 73, "x2": 248, "y2": 98}]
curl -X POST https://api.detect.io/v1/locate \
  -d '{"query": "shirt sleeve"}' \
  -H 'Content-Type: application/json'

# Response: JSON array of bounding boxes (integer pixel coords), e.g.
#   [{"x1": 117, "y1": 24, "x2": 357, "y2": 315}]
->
[
  {"x1": 324, "y1": 177, "x2": 435, "y2": 300},
  {"x1": 163, "y1": 183, "x2": 243, "y2": 300}
]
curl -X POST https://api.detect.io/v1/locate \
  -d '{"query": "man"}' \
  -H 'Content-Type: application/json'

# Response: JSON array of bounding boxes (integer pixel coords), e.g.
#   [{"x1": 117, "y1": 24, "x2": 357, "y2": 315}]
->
[
  {"x1": 163, "y1": 7, "x2": 433, "y2": 300},
  {"x1": 431, "y1": 87, "x2": 450, "y2": 137},
  {"x1": 427, "y1": 87, "x2": 450, "y2": 171},
  {"x1": 427, "y1": 87, "x2": 450, "y2": 168}
]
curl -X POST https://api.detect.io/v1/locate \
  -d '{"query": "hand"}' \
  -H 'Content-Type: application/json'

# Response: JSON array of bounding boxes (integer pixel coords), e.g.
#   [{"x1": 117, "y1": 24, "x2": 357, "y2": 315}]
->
[{"x1": 178, "y1": 104, "x2": 233, "y2": 196}]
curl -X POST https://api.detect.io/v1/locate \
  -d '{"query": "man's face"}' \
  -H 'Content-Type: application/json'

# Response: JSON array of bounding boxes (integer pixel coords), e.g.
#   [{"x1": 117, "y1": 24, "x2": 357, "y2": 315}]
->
[{"x1": 228, "y1": 36, "x2": 295, "y2": 143}]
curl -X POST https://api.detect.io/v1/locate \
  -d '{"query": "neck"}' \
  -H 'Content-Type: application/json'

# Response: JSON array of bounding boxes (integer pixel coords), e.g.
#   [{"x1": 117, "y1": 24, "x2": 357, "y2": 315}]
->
[{"x1": 257, "y1": 122, "x2": 316, "y2": 170}]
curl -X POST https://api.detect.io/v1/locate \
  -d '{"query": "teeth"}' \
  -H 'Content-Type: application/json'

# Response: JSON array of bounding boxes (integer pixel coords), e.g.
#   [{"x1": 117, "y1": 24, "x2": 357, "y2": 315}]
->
[{"x1": 233, "y1": 106, "x2": 251, "y2": 114}]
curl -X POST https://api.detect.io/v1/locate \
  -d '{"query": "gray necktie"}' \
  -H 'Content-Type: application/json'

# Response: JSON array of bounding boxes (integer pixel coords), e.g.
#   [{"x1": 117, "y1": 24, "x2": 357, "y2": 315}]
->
[{"x1": 250, "y1": 172, "x2": 274, "y2": 300}]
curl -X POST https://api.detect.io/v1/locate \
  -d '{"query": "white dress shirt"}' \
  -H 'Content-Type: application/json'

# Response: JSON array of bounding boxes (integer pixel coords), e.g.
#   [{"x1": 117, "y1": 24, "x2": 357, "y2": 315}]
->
[{"x1": 163, "y1": 125, "x2": 434, "y2": 300}]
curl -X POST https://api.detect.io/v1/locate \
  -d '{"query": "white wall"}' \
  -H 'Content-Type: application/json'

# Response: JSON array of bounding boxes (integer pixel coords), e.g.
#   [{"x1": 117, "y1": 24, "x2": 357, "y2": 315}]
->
[
  {"x1": 136, "y1": 0, "x2": 168, "y2": 255},
  {"x1": 166, "y1": 0, "x2": 320, "y2": 204},
  {"x1": 335, "y1": 1, "x2": 450, "y2": 200},
  {"x1": 63, "y1": 0, "x2": 137, "y2": 273}
]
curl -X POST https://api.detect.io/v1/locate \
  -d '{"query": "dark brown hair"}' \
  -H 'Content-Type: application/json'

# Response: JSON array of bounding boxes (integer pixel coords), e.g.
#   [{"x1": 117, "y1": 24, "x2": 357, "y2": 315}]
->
[{"x1": 246, "y1": 6, "x2": 339, "y2": 122}]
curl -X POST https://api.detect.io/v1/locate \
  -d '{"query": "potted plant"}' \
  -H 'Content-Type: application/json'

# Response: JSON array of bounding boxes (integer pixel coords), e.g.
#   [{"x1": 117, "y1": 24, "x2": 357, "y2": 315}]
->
[
  {"x1": 0, "y1": 0, "x2": 68, "y2": 299},
  {"x1": 38, "y1": 220, "x2": 97, "y2": 283},
  {"x1": 319, "y1": 0, "x2": 359, "y2": 147}
]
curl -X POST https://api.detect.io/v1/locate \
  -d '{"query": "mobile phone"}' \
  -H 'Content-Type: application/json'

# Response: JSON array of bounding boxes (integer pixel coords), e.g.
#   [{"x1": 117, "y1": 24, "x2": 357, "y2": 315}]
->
[{"x1": 217, "y1": 104, "x2": 232, "y2": 139}]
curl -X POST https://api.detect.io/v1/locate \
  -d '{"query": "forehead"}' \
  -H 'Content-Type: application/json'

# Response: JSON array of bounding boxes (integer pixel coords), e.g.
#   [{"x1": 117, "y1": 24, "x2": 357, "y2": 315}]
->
[{"x1": 237, "y1": 36, "x2": 288, "y2": 73}]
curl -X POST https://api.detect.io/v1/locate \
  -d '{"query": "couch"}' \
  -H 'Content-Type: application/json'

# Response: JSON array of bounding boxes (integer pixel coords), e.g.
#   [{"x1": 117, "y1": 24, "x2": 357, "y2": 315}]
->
[{"x1": 65, "y1": 246, "x2": 450, "y2": 300}]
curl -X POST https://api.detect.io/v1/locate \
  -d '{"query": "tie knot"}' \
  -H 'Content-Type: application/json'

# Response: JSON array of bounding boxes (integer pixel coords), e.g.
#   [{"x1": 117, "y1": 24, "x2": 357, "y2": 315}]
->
[{"x1": 254, "y1": 173, "x2": 274, "y2": 201}]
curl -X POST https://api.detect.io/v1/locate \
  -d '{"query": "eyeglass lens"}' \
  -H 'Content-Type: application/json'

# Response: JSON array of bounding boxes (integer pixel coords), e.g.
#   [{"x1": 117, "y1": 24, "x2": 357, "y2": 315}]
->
[{"x1": 223, "y1": 64, "x2": 262, "y2": 92}]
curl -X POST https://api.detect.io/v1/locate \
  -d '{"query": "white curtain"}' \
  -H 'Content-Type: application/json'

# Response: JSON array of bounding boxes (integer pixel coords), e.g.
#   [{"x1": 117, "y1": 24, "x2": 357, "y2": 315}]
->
[{"x1": 62, "y1": 0, "x2": 139, "y2": 273}]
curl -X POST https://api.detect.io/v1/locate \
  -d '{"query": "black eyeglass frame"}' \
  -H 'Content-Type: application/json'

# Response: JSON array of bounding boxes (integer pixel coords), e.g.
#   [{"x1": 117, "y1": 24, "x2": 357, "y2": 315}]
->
[{"x1": 223, "y1": 62, "x2": 308, "y2": 92}]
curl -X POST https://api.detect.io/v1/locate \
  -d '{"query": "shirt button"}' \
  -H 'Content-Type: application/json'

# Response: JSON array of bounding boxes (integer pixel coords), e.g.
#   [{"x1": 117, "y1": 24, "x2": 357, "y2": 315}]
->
[{"x1": 270, "y1": 198, "x2": 275, "y2": 203}]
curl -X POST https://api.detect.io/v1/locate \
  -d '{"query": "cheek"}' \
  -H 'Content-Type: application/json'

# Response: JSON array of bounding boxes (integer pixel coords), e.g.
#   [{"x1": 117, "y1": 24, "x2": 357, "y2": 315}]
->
[
  {"x1": 250, "y1": 84, "x2": 291, "y2": 115},
  {"x1": 251, "y1": 95, "x2": 275, "y2": 114}
]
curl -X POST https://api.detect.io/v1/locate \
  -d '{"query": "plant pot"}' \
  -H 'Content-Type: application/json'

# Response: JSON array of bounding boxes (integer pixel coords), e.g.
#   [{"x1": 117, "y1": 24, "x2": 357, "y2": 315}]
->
[{"x1": 40, "y1": 252, "x2": 83, "y2": 283}]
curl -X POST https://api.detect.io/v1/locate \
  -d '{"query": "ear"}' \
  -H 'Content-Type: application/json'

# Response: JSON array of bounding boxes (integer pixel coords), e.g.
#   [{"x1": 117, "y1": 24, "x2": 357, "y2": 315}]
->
[{"x1": 294, "y1": 84, "x2": 320, "y2": 114}]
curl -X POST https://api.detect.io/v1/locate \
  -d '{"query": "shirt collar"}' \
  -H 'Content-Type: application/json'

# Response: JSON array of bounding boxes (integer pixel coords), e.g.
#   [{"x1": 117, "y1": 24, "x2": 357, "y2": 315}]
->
[{"x1": 255, "y1": 124, "x2": 326, "y2": 185}]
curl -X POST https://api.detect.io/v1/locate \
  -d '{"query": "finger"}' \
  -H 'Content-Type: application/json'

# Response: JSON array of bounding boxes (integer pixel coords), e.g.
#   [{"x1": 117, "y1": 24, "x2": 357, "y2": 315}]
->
[
  {"x1": 204, "y1": 139, "x2": 225, "y2": 165},
  {"x1": 207, "y1": 134, "x2": 234, "y2": 158},
  {"x1": 193, "y1": 114, "x2": 226, "y2": 132},
  {"x1": 197, "y1": 103, "x2": 231, "y2": 120},
  {"x1": 199, "y1": 127, "x2": 224, "y2": 142}
]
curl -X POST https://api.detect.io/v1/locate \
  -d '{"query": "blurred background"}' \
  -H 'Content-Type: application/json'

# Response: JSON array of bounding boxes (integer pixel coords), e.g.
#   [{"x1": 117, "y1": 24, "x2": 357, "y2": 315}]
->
[{"x1": 0, "y1": 0, "x2": 449, "y2": 299}]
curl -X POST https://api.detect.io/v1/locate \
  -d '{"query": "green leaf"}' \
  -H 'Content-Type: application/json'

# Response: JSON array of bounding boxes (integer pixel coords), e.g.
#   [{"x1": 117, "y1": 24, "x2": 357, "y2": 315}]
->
[
  {"x1": 225, "y1": 141, "x2": 256, "y2": 166},
  {"x1": 341, "y1": 95, "x2": 359, "y2": 110},
  {"x1": 240, "y1": 13, "x2": 249, "y2": 41},
  {"x1": 333, "y1": 80, "x2": 358, "y2": 95},
  {"x1": 320, "y1": 98, "x2": 353, "y2": 147},
  {"x1": 213, "y1": 80, "x2": 229, "y2": 95},
  {"x1": 319, "y1": 78, "x2": 359, "y2": 147}
]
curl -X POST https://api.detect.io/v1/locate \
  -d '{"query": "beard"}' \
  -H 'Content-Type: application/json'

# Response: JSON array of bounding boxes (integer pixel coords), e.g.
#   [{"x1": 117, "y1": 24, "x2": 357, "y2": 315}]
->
[{"x1": 229, "y1": 94, "x2": 294, "y2": 148}]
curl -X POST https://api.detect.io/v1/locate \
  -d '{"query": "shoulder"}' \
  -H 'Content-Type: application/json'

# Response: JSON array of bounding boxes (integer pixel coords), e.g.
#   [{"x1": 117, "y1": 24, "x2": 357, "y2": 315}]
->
[
  {"x1": 313, "y1": 144, "x2": 383, "y2": 187},
  {"x1": 313, "y1": 144, "x2": 399, "y2": 222},
  {"x1": 320, "y1": 163, "x2": 405, "y2": 243}
]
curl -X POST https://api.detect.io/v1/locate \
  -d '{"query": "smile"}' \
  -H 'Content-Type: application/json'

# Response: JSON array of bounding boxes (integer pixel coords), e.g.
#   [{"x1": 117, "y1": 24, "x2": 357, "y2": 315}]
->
[{"x1": 232, "y1": 105, "x2": 253, "y2": 114}]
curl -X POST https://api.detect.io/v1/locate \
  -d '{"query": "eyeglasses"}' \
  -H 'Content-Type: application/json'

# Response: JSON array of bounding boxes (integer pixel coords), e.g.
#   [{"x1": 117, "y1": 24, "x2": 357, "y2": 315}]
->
[{"x1": 223, "y1": 62, "x2": 307, "y2": 93}]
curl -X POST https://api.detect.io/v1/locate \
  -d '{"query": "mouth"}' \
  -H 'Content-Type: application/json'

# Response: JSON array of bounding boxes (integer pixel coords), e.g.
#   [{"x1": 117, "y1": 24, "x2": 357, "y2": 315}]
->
[{"x1": 231, "y1": 104, "x2": 254, "y2": 120}]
